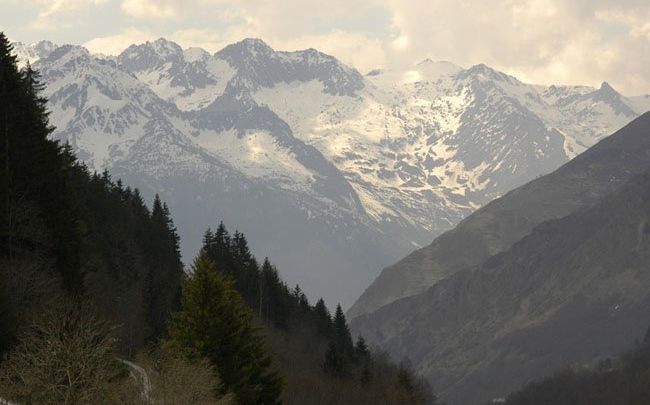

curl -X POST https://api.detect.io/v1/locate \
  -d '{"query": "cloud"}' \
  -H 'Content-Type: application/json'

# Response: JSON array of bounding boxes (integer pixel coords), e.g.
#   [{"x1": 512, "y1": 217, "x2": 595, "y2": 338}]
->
[
  {"x1": 30, "y1": 0, "x2": 109, "y2": 30},
  {"x1": 84, "y1": 27, "x2": 156, "y2": 54},
  {"x1": 270, "y1": 31, "x2": 388, "y2": 74},
  {"x1": 121, "y1": 0, "x2": 176, "y2": 19},
  {"x1": 379, "y1": 0, "x2": 650, "y2": 93},
  {"x1": 25, "y1": 0, "x2": 650, "y2": 93}
]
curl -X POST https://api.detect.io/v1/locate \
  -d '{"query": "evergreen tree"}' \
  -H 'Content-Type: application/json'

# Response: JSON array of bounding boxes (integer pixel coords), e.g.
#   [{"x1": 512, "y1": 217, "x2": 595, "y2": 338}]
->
[
  {"x1": 355, "y1": 336, "x2": 369, "y2": 359},
  {"x1": 260, "y1": 258, "x2": 287, "y2": 326},
  {"x1": 333, "y1": 304, "x2": 354, "y2": 356},
  {"x1": 144, "y1": 195, "x2": 184, "y2": 339},
  {"x1": 169, "y1": 251, "x2": 282, "y2": 404},
  {"x1": 213, "y1": 222, "x2": 231, "y2": 264},
  {"x1": 322, "y1": 304, "x2": 355, "y2": 377},
  {"x1": 355, "y1": 335, "x2": 372, "y2": 384},
  {"x1": 313, "y1": 298, "x2": 333, "y2": 337},
  {"x1": 202, "y1": 228, "x2": 215, "y2": 257},
  {"x1": 292, "y1": 285, "x2": 309, "y2": 312},
  {"x1": 322, "y1": 341, "x2": 343, "y2": 375}
]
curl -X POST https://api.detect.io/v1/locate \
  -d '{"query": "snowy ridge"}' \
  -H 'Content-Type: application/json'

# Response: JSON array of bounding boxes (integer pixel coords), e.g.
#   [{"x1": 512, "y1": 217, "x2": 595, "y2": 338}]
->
[
  {"x1": 18, "y1": 38, "x2": 650, "y2": 307},
  {"x1": 13, "y1": 40, "x2": 57, "y2": 68}
]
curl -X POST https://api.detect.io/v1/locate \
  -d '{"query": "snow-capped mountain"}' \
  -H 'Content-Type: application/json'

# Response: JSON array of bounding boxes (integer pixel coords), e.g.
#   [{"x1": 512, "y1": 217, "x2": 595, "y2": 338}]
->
[
  {"x1": 14, "y1": 38, "x2": 650, "y2": 308},
  {"x1": 13, "y1": 40, "x2": 57, "y2": 68}
]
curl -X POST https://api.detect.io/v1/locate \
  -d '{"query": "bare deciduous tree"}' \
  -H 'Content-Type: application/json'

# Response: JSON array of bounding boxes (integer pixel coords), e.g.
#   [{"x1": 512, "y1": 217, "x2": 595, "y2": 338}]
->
[
  {"x1": 133, "y1": 347, "x2": 236, "y2": 405},
  {"x1": 0, "y1": 299, "x2": 119, "y2": 405}
]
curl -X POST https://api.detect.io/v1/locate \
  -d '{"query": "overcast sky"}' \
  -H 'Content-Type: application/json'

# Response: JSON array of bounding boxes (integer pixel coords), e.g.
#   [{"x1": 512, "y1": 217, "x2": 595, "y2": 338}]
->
[{"x1": 2, "y1": 0, "x2": 650, "y2": 94}]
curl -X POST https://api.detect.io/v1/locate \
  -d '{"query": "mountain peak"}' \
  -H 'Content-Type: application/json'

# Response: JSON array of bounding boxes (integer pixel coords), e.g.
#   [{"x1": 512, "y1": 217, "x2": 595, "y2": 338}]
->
[
  {"x1": 32, "y1": 40, "x2": 57, "y2": 54},
  {"x1": 46, "y1": 44, "x2": 91, "y2": 64},
  {"x1": 458, "y1": 63, "x2": 521, "y2": 85},
  {"x1": 216, "y1": 37, "x2": 275, "y2": 64},
  {"x1": 183, "y1": 47, "x2": 209, "y2": 63},
  {"x1": 414, "y1": 59, "x2": 463, "y2": 80},
  {"x1": 143, "y1": 38, "x2": 183, "y2": 59},
  {"x1": 118, "y1": 38, "x2": 184, "y2": 72},
  {"x1": 240, "y1": 37, "x2": 270, "y2": 47},
  {"x1": 598, "y1": 81, "x2": 617, "y2": 95},
  {"x1": 13, "y1": 40, "x2": 58, "y2": 67},
  {"x1": 591, "y1": 80, "x2": 637, "y2": 116},
  {"x1": 235, "y1": 38, "x2": 274, "y2": 53},
  {"x1": 463, "y1": 63, "x2": 502, "y2": 79}
]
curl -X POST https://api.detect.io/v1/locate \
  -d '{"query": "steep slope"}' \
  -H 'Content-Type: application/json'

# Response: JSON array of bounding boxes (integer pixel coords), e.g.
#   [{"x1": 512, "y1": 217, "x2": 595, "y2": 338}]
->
[
  {"x1": 349, "y1": 113, "x2": 650, "y2": 318},
  {"x1": 353, "y1": 164, "x2": 650, "y2": 404}
]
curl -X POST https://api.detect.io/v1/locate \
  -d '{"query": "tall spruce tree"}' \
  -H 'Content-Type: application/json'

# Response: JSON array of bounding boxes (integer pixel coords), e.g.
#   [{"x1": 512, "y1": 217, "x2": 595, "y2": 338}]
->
[
  {"x1": 313, "y1": 298, "x2": 333, "y2": 337},
  {"x1": 355, "y1": 336, "x2": 369, "y2": 358},
  {"x1": 333, "y1": 304, "x2": 354, "y2": 356},
  {"x1": 169, "y1": 251, "x2": 282, "y2": 404},
  {"x1": 260, "y1": 258, "x2": 284, "y2": 324},
  {"x1": 145, "y1": 195, "x2": 183, "y2": 338}
]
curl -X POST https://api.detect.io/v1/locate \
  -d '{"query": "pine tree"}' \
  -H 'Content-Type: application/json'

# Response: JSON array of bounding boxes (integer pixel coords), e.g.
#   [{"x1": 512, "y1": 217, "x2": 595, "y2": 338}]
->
[
  {"x1": 169, "y1": 251, "x2": 282, "y2": 404},
  {"x1": 291, "y1": 285, "x2": 309, "y2": 312},
  {"x1": 355, "y1": 335, "x2": 372, "y2": 384},
  {"x1": 333, "y1": 304, "x2": 354, "y2": 356},
  {"x1": 322, "y1": 341, "x2": 342, "y2": 375},
  {"x1": 213, "y1": 221, "x2": 231, "y2": 264},
  {"x1": 202, "y1": 228, "x2": 215, "y2": 257},
  {"x1": 322, "y1": 304, "x2": 355, "y2": 377},
  {"x1": 355, "y1": 335, "x2": 369, "y2": 359},
  {"x1": 313, "y1": 298, "x2": 333, "y2": 337},
  {"x1": 144, "y1": 194, "x2": 183, "y2": 339},
  {"x1": 260, "y1": 258, "x2": 284, "y2": 324}
]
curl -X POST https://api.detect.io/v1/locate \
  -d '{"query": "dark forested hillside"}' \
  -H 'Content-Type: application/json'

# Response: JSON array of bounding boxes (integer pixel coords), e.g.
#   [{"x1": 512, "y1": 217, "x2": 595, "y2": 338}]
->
[{"x1": 0, "y1": 31, "x2": 183, "y2": 355}]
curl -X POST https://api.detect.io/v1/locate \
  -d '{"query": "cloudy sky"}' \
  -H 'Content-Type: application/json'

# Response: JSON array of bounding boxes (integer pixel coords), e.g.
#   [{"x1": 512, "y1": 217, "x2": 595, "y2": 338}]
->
[{"x1": 2, "y1": 0, "x2": 650, "y2": 94}]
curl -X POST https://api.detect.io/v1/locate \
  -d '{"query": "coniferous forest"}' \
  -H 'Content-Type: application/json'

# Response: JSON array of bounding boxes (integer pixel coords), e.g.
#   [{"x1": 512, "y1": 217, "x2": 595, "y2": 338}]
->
[{"x1": 0, "y1": 32, "x2": 434, "y2": 404}]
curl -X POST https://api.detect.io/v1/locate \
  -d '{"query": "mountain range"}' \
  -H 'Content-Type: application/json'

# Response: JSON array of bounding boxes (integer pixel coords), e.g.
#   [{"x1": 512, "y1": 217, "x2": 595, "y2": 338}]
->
[{"x1": 14, "y1": 38, "x2": 650, "y2": 307}]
